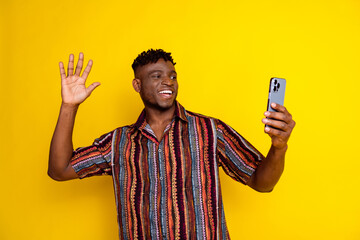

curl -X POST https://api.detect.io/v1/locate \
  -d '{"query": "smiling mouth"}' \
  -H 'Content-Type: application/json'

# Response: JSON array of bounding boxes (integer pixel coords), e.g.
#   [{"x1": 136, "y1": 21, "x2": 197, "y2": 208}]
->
[{"x1": 158, "y1": 90, "x2": 173, "y2": 97}]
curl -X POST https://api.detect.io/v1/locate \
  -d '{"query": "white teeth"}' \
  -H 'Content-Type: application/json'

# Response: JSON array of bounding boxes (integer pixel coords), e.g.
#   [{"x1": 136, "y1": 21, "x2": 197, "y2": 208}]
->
[{"x1": 159, "y1": 90, "x2": 172, "y2": 94}]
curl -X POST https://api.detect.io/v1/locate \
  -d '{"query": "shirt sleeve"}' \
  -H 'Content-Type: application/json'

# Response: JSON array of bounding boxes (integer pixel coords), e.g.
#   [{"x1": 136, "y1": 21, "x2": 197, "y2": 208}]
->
[
  {"x1": 216, "y1": 119, "x2": 264, "y2": 185},
  {"x1": 70, "y1": 130, "x2": 114, "y2": 179}
]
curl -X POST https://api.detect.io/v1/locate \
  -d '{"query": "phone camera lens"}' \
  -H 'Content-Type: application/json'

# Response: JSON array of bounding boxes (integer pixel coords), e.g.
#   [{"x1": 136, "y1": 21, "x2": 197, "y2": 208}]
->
[
  {"x1": 274, "y1": 79, "x2": 278, "y2": 84},
  {"x1": 273, "y1": 86, "x2": 277, "y2": 92},
  {"x1": 277, "y1": 83, "x2": 280, "y2": 89}
]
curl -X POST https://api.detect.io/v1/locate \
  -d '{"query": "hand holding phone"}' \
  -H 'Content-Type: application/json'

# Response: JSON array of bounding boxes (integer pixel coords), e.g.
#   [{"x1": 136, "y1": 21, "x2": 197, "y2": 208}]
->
[{"x1": 263, "y1": 77, "x2": 295, "y2": 150}]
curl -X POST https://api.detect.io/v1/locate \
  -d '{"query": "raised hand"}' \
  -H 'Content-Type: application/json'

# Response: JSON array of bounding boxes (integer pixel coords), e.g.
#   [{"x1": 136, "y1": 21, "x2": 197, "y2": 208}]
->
[
  {"x1": 59, "y1": 53, "x2": 100, "y2": 106},
  {"x1": 262, "y1": 103, "x2": 296, "y2": 150}
]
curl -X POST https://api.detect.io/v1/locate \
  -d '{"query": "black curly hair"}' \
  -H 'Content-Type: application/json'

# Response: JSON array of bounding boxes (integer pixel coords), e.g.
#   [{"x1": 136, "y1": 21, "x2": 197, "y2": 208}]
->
[{"x1": 132, "y1": 49, "x2": 176, "y2": 73}]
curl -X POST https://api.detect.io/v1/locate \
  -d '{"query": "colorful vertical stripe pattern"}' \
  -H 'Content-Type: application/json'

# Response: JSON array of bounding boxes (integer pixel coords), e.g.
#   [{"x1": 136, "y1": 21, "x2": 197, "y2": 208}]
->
[{"x1": 70, "y1": 102, "x2": 264, "y2": 239}]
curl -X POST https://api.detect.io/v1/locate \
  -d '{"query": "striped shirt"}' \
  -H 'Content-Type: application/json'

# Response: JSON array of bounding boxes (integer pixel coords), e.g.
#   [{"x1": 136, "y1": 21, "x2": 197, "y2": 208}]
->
[{"x1": 70, "y1": 102, "x2": 264, "y2": 239}]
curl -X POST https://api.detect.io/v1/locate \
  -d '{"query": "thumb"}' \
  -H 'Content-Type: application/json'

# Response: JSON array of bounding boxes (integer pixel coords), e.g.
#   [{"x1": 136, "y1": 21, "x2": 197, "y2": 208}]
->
[{"x1": 86, "y1": 82, "x2": 101, "y2": 95}]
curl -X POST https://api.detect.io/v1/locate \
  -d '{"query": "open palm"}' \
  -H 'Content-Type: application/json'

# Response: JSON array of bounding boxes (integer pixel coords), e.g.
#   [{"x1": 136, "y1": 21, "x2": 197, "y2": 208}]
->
[{"x1": 59, "y1": 53, "x2": 100, "y2": 105}]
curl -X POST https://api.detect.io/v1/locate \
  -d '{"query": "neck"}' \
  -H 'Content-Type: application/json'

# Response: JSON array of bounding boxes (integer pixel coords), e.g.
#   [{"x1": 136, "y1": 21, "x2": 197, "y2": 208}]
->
[{"x1": 144, "y1": 103, "x2": 176, "y2": 127}]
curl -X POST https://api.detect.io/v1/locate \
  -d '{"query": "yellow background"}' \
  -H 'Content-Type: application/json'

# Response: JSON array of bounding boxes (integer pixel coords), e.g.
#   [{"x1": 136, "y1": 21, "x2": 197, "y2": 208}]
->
[{"x1": 1, "y1": 0, "x2": 359, "y2": 239}]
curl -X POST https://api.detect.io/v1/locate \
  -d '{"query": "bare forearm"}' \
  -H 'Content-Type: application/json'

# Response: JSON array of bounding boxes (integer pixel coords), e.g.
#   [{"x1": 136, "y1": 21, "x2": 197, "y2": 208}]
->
[
  {"x1": 48, "y1": 103, "x2": 79, "y2": 180},
  {"x1": 49, "y1": 53, "x2": 98, "y2": 180},
  {"x1": 249, "y1": 103, "x2": 295, "y2": 192},
  {"x1": 249, "y1": 145, "x2": 287, "y2": 192}
]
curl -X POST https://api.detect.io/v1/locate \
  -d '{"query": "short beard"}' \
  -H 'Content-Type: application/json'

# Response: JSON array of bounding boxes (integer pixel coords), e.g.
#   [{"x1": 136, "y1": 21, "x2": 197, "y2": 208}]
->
[{"x1": 140, "y1": 93, "x2": 177, "y2": 111}]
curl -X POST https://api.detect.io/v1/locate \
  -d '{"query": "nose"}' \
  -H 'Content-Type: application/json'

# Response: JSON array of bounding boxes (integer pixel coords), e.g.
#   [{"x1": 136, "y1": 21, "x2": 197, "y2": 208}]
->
[{"x1": 161, "y1": 76, "x2": 173, "y2": 86}]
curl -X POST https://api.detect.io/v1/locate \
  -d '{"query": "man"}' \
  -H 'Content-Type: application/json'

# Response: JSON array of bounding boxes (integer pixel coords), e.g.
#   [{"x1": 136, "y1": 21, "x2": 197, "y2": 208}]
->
[{"x1": 48, "y1": 49, "x2": 295, "y2": 239}]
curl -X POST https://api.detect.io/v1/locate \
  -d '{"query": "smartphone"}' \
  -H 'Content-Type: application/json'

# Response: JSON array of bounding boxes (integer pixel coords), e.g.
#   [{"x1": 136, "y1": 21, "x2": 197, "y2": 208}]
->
[
  {"x1": 266, "y1": 77, "x2": 286, "y2": 128},
  {"x1": 267, "y1": 77, "x2": 286, "y2": 111}
]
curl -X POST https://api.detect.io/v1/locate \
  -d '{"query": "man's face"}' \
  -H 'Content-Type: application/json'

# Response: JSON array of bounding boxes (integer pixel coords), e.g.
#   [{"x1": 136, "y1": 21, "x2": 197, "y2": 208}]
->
[{"x1": 133, "y1": 58, "x2": 178, "y2": 111}]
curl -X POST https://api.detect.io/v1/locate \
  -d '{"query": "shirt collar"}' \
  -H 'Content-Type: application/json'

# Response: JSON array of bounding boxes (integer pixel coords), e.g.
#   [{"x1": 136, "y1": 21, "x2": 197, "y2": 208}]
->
[{"x1": 134, "y1": 101, "x2": 188, "y2": 131}]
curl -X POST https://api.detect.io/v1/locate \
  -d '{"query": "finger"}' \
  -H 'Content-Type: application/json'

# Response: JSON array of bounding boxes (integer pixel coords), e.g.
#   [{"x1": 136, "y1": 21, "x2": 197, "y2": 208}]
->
[
  {"x1": 81, "y1": 59, "x2": 93, "y2": 80},
  {"x1": 74, "y1": 52, "x2": 84, "y2": 76},
  {"x1": 265, "y1": 126, "x2": 287, "y2": 138},
  {"x1": 265, "y1": 110, "x2": 292, "y2": 124},
  {"x1": 270, "y1": 103, "x2": 287, "y2": 113},
  {"x1": 262, "y1": 118, "x2": 288, "y2": 131},
  {"x1": 59, "y1": 62, "x2": 66, "y2": 80},
  {"x1": 86, "y1": 82, "x2": 101, "y2": 95},
  {"x1": 67, "y1": 54, "x2": 74, "y2": 76}
]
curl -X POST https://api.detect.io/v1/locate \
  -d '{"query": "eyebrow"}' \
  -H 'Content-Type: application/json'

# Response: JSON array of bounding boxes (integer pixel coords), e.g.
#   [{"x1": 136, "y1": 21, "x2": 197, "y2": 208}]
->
[{"x1": 148, "y1": 70, "x2": 177, "y2": 75}]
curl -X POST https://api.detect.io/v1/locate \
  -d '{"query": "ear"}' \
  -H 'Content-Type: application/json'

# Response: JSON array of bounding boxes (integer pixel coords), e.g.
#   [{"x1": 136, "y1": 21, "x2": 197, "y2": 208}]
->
[{"x1": 132, "y1": 78, "x2": 141, "y2": 93}]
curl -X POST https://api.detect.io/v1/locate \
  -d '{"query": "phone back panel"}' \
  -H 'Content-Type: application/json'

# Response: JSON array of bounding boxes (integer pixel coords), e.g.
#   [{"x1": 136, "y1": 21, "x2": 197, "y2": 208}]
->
[{"x1": 267, "y1": 77, "x2": 286, "y2": 112}]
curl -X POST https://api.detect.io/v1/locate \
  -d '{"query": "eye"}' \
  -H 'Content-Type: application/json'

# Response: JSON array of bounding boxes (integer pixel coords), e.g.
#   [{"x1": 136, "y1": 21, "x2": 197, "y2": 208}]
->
[
  {"x1": 170, "y1": 75, "x2": 177, "y2": 80},
  {"x1": 151, "y1": 74, "x2": 161, "y2": 79}
]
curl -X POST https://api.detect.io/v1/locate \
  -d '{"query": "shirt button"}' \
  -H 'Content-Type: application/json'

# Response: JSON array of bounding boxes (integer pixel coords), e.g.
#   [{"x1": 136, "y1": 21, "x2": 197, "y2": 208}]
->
[
  {"x1": 160, "y1": 177, "x2": 163, "y2": 180},
  {"x1": 158, "y1": 149, "x2": 161, "y2": 153}
]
